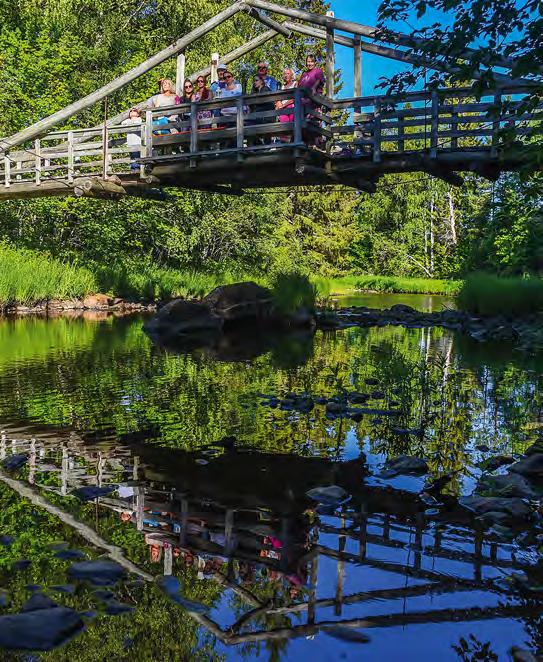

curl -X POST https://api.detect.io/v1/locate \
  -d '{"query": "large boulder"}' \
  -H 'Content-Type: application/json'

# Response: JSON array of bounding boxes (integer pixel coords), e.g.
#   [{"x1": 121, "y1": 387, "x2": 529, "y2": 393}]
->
[
  {"x1": 510, "y1": 453, "x2": 543, "y2": 479},
  {"x1": 144, "y1": 299, "x2": 222, "y2": 336},
  {"x1": 203, "y1": 282, "x2": 274, "y2": 322}
]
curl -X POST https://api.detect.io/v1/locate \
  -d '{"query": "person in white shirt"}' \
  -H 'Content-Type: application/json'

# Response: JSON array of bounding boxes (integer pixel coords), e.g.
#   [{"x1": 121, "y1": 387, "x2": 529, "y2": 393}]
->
[
  {"x1": 121, "y1": 107, "x2": 142, "y2": 169},
  {"x1": 220, "y1": 71, "x2": 243, "y2": 117}
]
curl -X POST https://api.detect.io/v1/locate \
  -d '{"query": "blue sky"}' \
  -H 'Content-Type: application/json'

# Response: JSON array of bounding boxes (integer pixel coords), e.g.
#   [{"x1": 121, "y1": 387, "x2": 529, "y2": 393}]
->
[{"x1": 328, "y1": 0, "x2": 447, "y2": 97}]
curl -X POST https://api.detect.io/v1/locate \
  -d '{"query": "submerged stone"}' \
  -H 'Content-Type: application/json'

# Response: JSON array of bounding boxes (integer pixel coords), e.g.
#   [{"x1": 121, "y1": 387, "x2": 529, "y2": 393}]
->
[
  {"x1": 156, "y1": 576, "x2": 208, "y2": 614},
  {"x1": 477, "y1": 473, "x2": 540, "y2": 499},
  {"x1": 71, "y1": 485, "x2": 117, "y2": 502},
  {"x1": 459, "y1": 496, "x2": 532, "y2": 521},
  {"x1": 0, "y1": 607, "x2": 84, "y2": 651},
  {"x1": 478, "y1": 455, "x2": 515, "y2": 472},
  {"x1": 306, "y1": 485, "x2": 350, "y2": 506},
  {"x1": 510, "y1": 453, "x2": 543, "y2": 479},
  {"x1": 68, "y1": 560, "x2": 126, "y2": 586},
  {"x1": 104, "y1": 601, "x2": 135, "y2": 616},
  {"x1": 0, "y1": 535, "x2": 14, "y2": 546},
  {"x1": 382, "y1": 455, "x2": 429, "y2": 477},
  {"x1": 54, "y1": 549, "x2": 87, "y2": 561},
  {"x1": 1, "y1": 454, "x2": 28, "y2": 471},
  {"x1": 50, "y1": 585, "x2": 76, "y2": 594},
  {"x1": 22, "y1": 593, "x2": 58, "y2": 612},
  {"x1": 12, "y1": 560, "x2": 32, "y2": 571}
]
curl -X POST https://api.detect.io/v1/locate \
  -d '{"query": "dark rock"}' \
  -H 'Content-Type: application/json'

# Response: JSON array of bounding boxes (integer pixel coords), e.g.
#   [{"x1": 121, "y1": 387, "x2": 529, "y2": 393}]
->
[
  {"x1": 0, "y1": 607, "x2": 84, "y2": 651},
  {"x1": 524, "y1": 441, "x2": 543, "y2": 456},
  {"x1": 0, "y1": 591, "x2": 10, "y2": 607},
  {"x1": 459, "y1": 496, "x2": 532, "y2": 521},
  {"x1": 388, "y1": 304, "x2": 417, "y2": 315},
  {"x1": 1, "y1": 454, "x2": 28, "y2": 471},
  {"x1": 382, "y1": 455, "x2": 428, "y2": 477},
  {"x1": 323, "y1": 626, "x2": 370, "y2": 643},
  {"x1": 144, "y1": 299, "x2": 222, "y2": 336},
  {"x1": 364, "y1": 378, "x2": 379, "y2": 386},
  {"x1": 348, "y1": 392, "x2": 369, "y2": 404},
  {"x1": 71, "y1": 485, "x2": 117, "y2": 502},
  {"x1": 476, "y1": 444, "x2": 491, "y2": 453},
  {"x1": 0, "y1": 535, "x2": 14, "y2": 546},
  {"x1": 370, "y1": 391, "x2": 386, "y2": 400},
  {"x1": 326, "y1": 402, "x2": 347, "y2": 415},
  {"x1": 510, "y1": 453, "x2": 543, "y2": 479},
  {"x1": 104, "y1": 601, "x2": 134, "y2": 616},
  {"x1": 54, "y1": 549, "x2": 87, "y2": 561},
  {"x1": 22, "y1": 594, "x2": 59, "y2": 612},
  {"x1": 92, "y1": 590, "x2": 115, "y2": 602},
  {"x1": 204, "y1": 282, "x2": 274, "y2": 322},
  {"x1": 50, "y1": 585, "x2": 75, "y2": 594},
  {"x1": 391, "y1": 427, "x2": 423, "y2": 437},
  {"x1": 477, "y1": 473, "x2": 540, "y2": 499},
  {"x1": 68, "y1": 560, "x2": 126, "y2": 586},
  {"x1": 12, "y1": 560, "x2": 31, "y2": 571},
  {"x1": 478, "y1": 455, "x2": 515, "y2": 472},
  {"x1": 306, "y1": 485, "x2": 350, "y2": 506}
]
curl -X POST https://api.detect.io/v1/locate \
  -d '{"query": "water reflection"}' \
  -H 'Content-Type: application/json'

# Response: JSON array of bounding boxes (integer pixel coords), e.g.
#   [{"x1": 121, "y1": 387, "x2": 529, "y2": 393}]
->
[
  {"x1": 0, "y1": 308, "x2": 541, "y2": 658},
  {"x1": 0, "y1": 429, "x2": 541, "y2": 659}
]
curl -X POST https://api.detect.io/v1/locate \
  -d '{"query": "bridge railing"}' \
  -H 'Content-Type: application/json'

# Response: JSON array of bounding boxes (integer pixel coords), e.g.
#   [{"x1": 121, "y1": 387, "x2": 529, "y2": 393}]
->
[
  {"x1": 0, "y1": 84, "x2": 540, "y2": 191},
  {"x1": 329, "y1": 85, "x2": 542, "y2": 162}
]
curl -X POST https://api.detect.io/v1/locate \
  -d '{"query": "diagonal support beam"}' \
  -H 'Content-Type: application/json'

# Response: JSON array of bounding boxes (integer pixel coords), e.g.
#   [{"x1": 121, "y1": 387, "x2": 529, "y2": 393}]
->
[
  {"x1": 244, "y1": 0, "x2": 521, "y2": 72},
  {"x1": 245, "y1": 7, "x2": 292, "y2": 38},
  {"x1": 0, "y1": 2, "x2": 246, "y2": 154}
]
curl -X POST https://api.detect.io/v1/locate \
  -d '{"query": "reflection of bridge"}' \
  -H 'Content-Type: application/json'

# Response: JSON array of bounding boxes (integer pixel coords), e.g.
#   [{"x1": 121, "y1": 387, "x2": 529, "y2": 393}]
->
[
  {"x1": 1, "y1": 429, "x2": 540, "y2": 649},
  {"x1": 0, "y1": 1, "x2": 540, "y2": 200}
]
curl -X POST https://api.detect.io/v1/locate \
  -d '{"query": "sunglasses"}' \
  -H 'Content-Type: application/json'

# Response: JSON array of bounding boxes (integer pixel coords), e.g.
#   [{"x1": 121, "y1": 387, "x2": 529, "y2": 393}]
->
[
  {"x1": 225, "y1": 74, "x2": 233, "y2": 80},
  {"x1": 258, "y1": 66, "x2": 268, "y2": 71},
  {"x1": 197, "y1": 79, "x2": 205, "y2": 83},
  {"x1": 184, "y1": 84, "x2": 193, "y2": 89}
]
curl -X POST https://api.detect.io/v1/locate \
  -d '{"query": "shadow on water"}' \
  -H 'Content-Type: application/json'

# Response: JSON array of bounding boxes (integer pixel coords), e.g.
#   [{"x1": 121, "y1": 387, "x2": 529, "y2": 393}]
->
[{"x1": 0, "y1": 307, "x2": 541, "y2": 659}]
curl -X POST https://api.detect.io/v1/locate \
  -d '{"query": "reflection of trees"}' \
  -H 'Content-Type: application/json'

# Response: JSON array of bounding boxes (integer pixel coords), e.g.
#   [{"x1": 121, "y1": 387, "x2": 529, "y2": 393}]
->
[{"x1": 0, "y1": 317, "x2": 542, "y2": 486}]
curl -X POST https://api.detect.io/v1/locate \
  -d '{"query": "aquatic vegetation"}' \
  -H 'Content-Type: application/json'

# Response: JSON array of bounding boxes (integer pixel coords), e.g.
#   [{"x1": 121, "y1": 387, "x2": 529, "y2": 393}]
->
[
  {"x1": 316, "y1": 275, "x2": 462, "y2": 296},
  {"x1": 457, "y1": 273, "x2": 543, "y2": 315}
]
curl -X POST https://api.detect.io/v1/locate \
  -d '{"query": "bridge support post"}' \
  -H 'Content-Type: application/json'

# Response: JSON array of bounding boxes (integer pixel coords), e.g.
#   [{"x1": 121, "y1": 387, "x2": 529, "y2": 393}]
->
[
  {"x1": 325, "y1": 11, "x2": 335, "y2": 99},
  {"x1": 176, "y1": 52, "x2": 186, "y2": 97},
  {"x1": 354, "y1": 36, "x2": 362, "y2": 115},
  {"x1": 430, "y1": 91, "x2": 439, "y2": 158}
]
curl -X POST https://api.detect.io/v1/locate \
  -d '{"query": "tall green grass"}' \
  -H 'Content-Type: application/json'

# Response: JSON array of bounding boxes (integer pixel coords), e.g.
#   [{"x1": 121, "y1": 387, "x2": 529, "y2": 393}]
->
[
  {"x1": 0, "y1": 245, "x2": 96, "y2": 307},
  {"x1": 457, "y1": 274, "x2": 543, "y2": 316},
  {"x1": 270, "y1": 272, "x2": 317, "y2": 314},
  {"x1": 314, "y1": 275, "x2": 462, "y2": 296}
]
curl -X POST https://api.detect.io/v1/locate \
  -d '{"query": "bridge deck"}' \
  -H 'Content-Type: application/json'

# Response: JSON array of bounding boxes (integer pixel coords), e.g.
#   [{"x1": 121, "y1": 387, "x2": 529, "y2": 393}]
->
[{"x1": 0, "y1": 85, "x2": 540, "y2": 199}]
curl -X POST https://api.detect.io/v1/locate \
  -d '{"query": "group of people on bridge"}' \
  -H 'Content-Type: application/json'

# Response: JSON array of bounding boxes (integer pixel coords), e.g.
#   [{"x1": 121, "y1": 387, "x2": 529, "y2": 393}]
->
[{"x1": 121, "y1": 54, "x2": 327, "y2": 162}]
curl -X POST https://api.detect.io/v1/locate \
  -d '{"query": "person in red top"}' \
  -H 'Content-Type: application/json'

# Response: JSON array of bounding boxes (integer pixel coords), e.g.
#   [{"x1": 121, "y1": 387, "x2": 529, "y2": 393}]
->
[{"x1": 298, "y1": 54, "x2": 326, "y2": 146}]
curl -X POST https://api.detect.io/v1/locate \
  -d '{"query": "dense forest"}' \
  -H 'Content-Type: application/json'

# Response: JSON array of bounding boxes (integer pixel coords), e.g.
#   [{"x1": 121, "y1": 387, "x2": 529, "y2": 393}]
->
[{"x1": 0, "y1": 0, "x2": 541, "y2": 286}]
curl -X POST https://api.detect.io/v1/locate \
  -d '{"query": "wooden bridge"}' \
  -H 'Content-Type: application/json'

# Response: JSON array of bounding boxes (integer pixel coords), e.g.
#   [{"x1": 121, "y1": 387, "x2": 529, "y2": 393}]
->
[{"x1": 0, "y1": 0, "x2": 541, "y2": 200}]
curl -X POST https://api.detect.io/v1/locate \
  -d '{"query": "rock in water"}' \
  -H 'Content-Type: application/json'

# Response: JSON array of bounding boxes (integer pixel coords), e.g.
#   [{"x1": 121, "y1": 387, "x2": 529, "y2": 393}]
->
[
  {"x1": 477, "y1": 473, "x2": 540, "y2": 499},
  {"x1": 68, "y1": 560, "x2": 126, "y2": 586},
  {"x1": 203, "y1": 282, "x2": 274, "y2": 321},
  {"x1": 156, "y1": 576, "x2": 208, "y2": 614},
  {"x1": 509, "y1": 453, "x2": 543, "y2": 479},
  {"x1": 478, "y1": 455, "x2": 515, "y2": 472},
  {"x1": 306, "y1": 486, "x2": 350, "y2": 506},
  {"x1": 144, "y1": 299, "x2": 222, "y2": 336},
  {"x1": 323, "y1": 626, "x2": 370, "y2": 643},
  {"x1": 21, "y1": 593, "x2": 58, "y2": 612},
  {"x1": 1, "y1": 454, "x2": 28, "y2": 471},
  {"x1": 71, "y1": 485, "x2": 117, "y2": 502},
  {"x1": 0, "y1": 607, "x2": 84, "y2": 651},
  {"x1": 459, "y1": 496, "x2": 532, "y2": 521},
  {"x1": 383, "y1": 455, "x2": 429, "y2": 477}
]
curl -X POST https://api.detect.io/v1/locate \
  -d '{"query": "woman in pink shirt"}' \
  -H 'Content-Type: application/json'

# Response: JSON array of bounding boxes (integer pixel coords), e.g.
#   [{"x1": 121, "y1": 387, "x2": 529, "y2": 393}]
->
[{"x1": 298, "y1": 54, "x2": 326, "y2": 146}]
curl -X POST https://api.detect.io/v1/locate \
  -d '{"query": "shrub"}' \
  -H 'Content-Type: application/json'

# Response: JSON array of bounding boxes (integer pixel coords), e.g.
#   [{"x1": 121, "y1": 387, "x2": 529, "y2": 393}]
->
[{"x1": 457, "y1": 274, "x2": 543, "y2": 316}]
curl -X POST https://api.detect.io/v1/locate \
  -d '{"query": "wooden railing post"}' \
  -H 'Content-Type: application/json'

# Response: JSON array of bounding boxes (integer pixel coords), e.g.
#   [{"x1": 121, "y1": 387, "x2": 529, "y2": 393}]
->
[
  {"x1": 398, "y1": 116, "x2": 405, "y2": 153},
  {"x1": 451, "y1": 108, "x2": 458, "y2": 150},
  {"x1": 4, "y1": 156, "x2": 10, "y2": 187},
  {"x1": 430, "y1": 90, "x2": 439, "y2": 158},
  {"x1": 190, "y1": 103, "x2": 198, "y2": 166},
  {"x1": 144, "y1": 110, "x2": 153, "y2": 177},
  {"x1": 325, "y1": 11, "x2": 335, "y2": 100},
  {"x1": 102, "y1": 124, "x2": 109, "y2": 178},
  {"x1": 67, "y1": 131, "x2": 74, "y2": 184},
  {"x1": 353, "y1": 36, "x2": 362, "y2": 117},
  {"x1": 294, "y1": 88, "x2": 303, "y2": 144},
  {"x1": 491, "y1": 91, "x2": 501, "y2": 158},
  {"x1": 236, "y1": 97, "x2": 244, "y2": 156},
  {"x1": 175, "y1": 51, "x2": 186, "y2": 97},
  {"x1": 34, "y1": 139, "x2": 41, "y2": 185},
  {"x1": 373, "y1": 99, "x2": 381, "y2": 162}
]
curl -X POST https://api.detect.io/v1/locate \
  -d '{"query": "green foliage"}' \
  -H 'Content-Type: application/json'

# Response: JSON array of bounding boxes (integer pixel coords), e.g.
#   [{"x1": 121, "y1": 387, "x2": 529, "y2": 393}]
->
[
  {"x1": 0, "y1": 244, "x2": 96, "y2": 306},
  {"x1": 270, "y1": 272, "x2": 316, "y2": 314},
  {"x1": 457, "y1": 273, "x2": 543, "y2": 316},
  {"x1": 344, "y1": 275, "x2": 461, "y2": 295}
]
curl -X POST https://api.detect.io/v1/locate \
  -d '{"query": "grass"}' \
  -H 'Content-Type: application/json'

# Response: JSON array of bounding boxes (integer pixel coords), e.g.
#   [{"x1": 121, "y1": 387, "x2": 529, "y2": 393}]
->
[
  {"x1": 0, "y1": 245, "x2": 96, "y2": 307},
  {"x1": 270, "y1": 272, "x2": 317, "y2": 314},
  {"x1": 457, "y1": 274, "x2": 543, "y2": 316},
  {"x1": 313, "y1": 275, "x2": 462, "y2": 297}
]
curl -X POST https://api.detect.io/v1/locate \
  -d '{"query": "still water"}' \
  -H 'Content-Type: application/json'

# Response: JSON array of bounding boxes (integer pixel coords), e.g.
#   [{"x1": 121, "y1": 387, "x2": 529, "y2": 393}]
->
[{"x1": 0, "y1": 295, "x2": 541, "y2": 660}]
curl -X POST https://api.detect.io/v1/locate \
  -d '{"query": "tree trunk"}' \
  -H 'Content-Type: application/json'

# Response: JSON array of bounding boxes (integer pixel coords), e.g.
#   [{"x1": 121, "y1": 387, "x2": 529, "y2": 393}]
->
[{"x1": 447, "y1": 188, "x2": 457, "y2": 245}]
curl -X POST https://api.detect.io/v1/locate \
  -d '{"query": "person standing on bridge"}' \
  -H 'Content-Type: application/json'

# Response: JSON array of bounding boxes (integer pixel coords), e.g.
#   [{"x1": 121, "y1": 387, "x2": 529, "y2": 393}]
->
[
  {"x1": 256, "y1": 62, "x2": 279, "y2": 92},
  {"x1": 193, "y1": 75, "x2": 214, "y2": 126},
  {"x1": 219, "y1": 71, "x2": 243, "y2": 118},
  {"x1": 121, "y1": 107, "x2": 142, "y2": 170},
  {"x1": 211, "y1": 63, "x2": 228, "y2": 97},
  {"x1": 298, "y1": 55, "x2": 325, "y2": 145},
  {"x1": 277, "y1": 68, "x2": 298, "y2": 140}
]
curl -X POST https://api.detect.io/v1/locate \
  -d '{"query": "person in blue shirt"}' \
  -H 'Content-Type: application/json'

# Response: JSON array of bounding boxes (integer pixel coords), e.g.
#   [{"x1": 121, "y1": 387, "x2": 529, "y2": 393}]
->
[
  {"x1": 211, "y1": 63, "x2": 228, "y2": 97},
  {"x1": 256, "y1": 62, "x2": 279, "y2": 92}
]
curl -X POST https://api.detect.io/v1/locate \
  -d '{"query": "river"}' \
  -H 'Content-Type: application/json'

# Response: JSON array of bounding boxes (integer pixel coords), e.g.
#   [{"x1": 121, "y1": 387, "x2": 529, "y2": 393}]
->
[{"x1": 0, "y1": 293, "x2": 541, "y2": 660}]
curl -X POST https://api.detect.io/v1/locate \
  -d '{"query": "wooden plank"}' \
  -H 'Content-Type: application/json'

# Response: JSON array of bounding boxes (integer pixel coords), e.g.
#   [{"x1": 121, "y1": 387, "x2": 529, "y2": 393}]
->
[
  {"x1": 3, "y1": 157, "x2": 10, "y2": 187},
  {"x1": 373, "y1": 100, "x2": 381, "y2": 163},
  {"x1": 0, "y1": 2, "x2": 245, "y2": 153},
  {"x1": 247, "y1": 7, "x2": 292, "y2": 37},
  {"x1": 236, "y1": 98, "x2": 244, "y2": 152},
  {"x1": 430, "y1": 91, "x2": 439, "y2": 158},
  {"x1": 67, "y1": 132, "x2": 74, "y2": 183},
  {"x1": 34, "y1": 140, "x2": 41, "y2": 185},
  {"x1": 354, "y1": 36, "x2": 362, "y2": 102},
  {"x1": 190, "y1": 104, "x2": 199, "y2": 156},
  {"x1": 294, "y1": 89, "x2": 303, "y2": 144},
  {"x1": 326, "y1": 11, "x2": 335, "y2": 99},
  {"x1": 176, "y1": 52, "x2": 186, "y2": 98}
]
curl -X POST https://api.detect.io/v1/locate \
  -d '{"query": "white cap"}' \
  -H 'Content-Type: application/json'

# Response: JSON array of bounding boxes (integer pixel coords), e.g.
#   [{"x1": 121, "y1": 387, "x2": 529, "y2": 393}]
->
[{"x1": 217, "y1": 63, "x2": 227, "y2": 70}]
